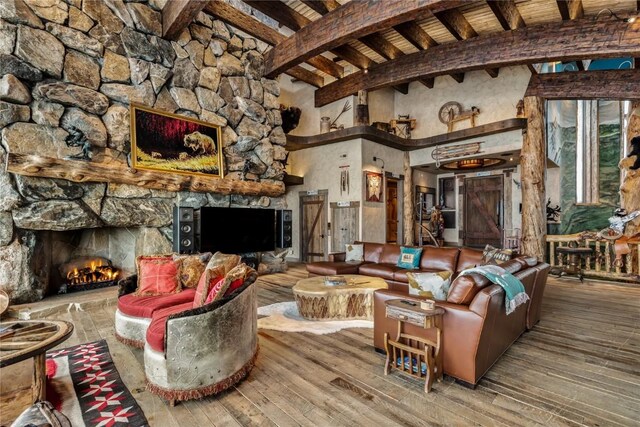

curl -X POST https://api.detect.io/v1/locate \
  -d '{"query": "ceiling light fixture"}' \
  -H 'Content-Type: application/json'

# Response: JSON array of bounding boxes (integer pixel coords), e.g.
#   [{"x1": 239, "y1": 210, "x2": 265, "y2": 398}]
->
[
  {"x1": 440, "y1": 157, "x2": 505, "y2": 171},
  {"x1": 594, "y1": 8, "x2": 637, "y2": 23}
]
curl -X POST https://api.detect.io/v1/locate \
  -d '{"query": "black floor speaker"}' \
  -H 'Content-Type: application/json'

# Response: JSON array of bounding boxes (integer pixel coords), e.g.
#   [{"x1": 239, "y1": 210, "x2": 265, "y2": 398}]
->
[
  {"x1": 276, "y1": 209, "x2": 292, "y2": 248},
  {"x1": 173, "y1": 206, "x2": 195, "y2": 254}
]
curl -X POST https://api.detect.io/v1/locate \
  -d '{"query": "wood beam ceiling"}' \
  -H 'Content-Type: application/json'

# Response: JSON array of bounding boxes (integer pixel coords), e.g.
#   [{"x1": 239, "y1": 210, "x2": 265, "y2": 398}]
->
[
  {"x1": 162, "y1": 0, "x2": 208, "y2": 40},
  {"x1": 204, "y1": 1, "x2": 324, "y2": 87},
  {"x1": 314, "y1": 17, "x2": 640, "y2": 106},
  {"x1": 525, "y1": 69, "x2": 640, "y2": 100},
  {"x1": 434, "y1": 9, "x2": 499, "y2": 78},
  {"x1": 300, "y1": 0, "x2": 340, "y2": 15},
  {"x1": 486, "y1": 0, "x2": 537, "y2": 75},
  {"x1": 263, "y1": 0, "x2": 463, "y2": 77},
  {"x1": 556, "y1": 0, "x2": 585, "y2": 70},
  {"x1": 244, "y1": 0, "x2": 410, "y2": 93}
]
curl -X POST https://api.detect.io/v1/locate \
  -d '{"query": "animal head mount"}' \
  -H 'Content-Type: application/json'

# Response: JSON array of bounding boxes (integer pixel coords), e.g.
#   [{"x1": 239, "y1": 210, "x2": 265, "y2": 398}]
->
[{"x1": 280, "y1": 104, "x2": 302, "y2": 134}]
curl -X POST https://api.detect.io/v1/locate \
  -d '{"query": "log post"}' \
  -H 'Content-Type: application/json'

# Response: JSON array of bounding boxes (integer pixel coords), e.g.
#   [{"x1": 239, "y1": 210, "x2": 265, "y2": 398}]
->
[
  {"x1": 403, "y1": 152, "x2": 414, "y2": 245},
  {"x1": 621, "y1": 101, "x2": 640, "y2": 237},
  {"x1": 355, "y1": 90, "x2": 369, "y2": 126},
  {"x1": 521, "y1": 96, "x2": 546, "y2": 260}
]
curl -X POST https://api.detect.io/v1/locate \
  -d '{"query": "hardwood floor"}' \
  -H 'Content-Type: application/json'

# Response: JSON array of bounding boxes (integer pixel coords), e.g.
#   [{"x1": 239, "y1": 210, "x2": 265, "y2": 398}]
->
[{"x1": 2, "y1": 264, "x2": 639, "y2": 426}]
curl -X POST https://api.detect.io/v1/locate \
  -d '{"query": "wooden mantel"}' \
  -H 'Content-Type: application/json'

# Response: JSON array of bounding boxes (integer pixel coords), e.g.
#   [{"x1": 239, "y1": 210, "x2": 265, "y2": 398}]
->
[
  {"x1": 6, "y1": 153, "x2": 285, "y2": 197},
  {"x1": 285, "y1": 118, "x2": 527, "y2": 151}
]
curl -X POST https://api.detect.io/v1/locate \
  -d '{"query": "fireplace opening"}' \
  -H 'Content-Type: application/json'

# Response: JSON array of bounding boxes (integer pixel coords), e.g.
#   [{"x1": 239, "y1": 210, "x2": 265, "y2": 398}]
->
[{"x1": 58, "y1": 256, "x2": 120, "y2": 294}]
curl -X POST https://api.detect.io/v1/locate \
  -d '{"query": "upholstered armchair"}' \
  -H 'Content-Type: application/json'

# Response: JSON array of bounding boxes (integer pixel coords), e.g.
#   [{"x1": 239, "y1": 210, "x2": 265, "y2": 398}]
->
[{"x1": 143, "y1": 275, "x2": 258, "y2": 404}]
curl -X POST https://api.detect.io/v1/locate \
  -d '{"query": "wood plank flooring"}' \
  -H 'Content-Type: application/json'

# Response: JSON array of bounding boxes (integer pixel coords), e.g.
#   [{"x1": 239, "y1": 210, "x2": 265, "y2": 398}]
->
[{"x1": 1, "y1": 264, "x2": 639, "y2": 426}]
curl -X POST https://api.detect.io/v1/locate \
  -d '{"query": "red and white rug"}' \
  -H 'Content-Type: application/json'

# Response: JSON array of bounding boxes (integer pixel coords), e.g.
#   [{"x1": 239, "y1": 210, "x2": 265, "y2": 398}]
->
[{"x1": 46, "y1": 340, "x2": 148, "y2": 427}]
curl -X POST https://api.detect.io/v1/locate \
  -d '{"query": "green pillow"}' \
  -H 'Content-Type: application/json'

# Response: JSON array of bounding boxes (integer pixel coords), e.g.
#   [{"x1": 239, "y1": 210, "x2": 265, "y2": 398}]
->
[
  {"x1": 397, "y1": 246, "x2": 423, "y2": 269},
  {"x1": 407, "y1": 271, "x2": 452, "y2": 301}
]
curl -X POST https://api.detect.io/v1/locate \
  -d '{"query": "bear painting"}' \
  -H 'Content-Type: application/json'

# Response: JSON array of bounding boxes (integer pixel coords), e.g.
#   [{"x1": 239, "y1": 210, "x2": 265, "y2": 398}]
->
[{"x1": 131, "y1": 104, "x2": 224, "y2": 178}]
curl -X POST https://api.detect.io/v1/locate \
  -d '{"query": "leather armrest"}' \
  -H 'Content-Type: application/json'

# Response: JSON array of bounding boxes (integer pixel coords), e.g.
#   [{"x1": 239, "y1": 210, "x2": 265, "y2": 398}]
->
[
  {"x1": 469, "y1": 284, "x2": 503, "y2": 317},
  {"x1": 329, "y1": 252, "x2": 346, "y2": 262}
]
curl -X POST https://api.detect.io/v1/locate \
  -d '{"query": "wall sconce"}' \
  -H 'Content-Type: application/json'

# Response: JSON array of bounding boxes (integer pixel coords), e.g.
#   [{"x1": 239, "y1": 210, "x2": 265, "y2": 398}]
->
[{"x1": 373, "y1": 156, "x2": 385, "y2": 170}]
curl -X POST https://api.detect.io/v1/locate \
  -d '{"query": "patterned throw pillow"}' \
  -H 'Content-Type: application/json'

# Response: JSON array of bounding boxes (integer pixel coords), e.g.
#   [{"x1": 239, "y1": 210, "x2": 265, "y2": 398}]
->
[
  {"x1": 193, "y1": 264, "x2": 226, "y2": 308},
  {"x1": 482, "y1": 244, "x2": 514, "y2": 264},
  {"x1": 173, "y1": 252, "x2": 212, "y2": 288},
  {"x1": 407, "y1": 271, "x2": 452, "y2": 301},
  {"x1": 208, "y1": 252, "x2": 242, "y2": 275},
  {"x1": 397, "y1": 246, "x2": 423, "y2": 269},
  {"x1": 204, "y1": 263, "x2": 254, "y2": 304},
  {"x1": 135, "y1": 255, "x2": 181, "y2": 296},
  {"x1": 345, "y1": 244, "x2": 364, "y2": 262}
]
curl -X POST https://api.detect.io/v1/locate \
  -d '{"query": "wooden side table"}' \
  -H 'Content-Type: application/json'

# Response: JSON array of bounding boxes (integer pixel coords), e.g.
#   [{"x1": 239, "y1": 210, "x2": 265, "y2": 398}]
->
[{"x1": 383, "y1": 299, "x2": 444, "y2": 393}]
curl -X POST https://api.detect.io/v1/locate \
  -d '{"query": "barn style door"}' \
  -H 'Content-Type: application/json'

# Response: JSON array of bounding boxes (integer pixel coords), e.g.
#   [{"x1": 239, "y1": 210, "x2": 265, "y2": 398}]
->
[
  {"x1": 464, "y1": 176, "x2": 504, "y2": 248},
  {"x1": 299, "y1": 191, "x2": 328, "y2": 262},
  {"x1": 330, "y1": 201, "x2": 360, "y2": 253},
  {"x1": 386, "y1": 180, "x2": 399, "y2": 243}
]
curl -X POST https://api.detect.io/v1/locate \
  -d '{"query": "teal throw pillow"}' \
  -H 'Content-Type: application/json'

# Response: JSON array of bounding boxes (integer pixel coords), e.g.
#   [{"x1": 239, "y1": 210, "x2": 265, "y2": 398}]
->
[{"x1": 397, "y1": 246, "x2": 423, "y2": 269}]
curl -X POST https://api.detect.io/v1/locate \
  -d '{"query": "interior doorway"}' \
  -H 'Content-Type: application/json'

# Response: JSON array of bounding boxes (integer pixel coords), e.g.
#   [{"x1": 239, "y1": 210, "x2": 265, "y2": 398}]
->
[
  {"x1": 464, "y1": 175, "x2": 504, "y2": 248},
  {"x1": 330, "y1": 201, "x2": 360, "y2": 253},
  {"x1": 299, "y1": 190, "x2": 328, "y2": 262},
  {"x1": 386, "y1": 178, "x2": 399, "y2": 243}
]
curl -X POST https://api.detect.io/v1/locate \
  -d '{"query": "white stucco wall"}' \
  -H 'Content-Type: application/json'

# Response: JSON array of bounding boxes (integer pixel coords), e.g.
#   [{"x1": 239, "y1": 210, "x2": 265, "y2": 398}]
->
[{"x1": 394, "y1": 66, "x2": 531, "y2": 139}]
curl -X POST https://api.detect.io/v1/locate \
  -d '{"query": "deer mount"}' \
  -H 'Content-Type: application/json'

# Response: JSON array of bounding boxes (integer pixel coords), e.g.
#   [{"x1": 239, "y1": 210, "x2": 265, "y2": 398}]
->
[{"x1": 439, "y1": 102, "x2": 480, "y2": 133}]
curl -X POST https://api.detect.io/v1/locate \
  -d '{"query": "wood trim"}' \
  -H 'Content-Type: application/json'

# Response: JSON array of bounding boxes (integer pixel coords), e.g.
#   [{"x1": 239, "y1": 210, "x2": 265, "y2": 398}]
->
[
  {"x1": 264, "y1": 0, "x2": 462, "y2": 77},
  {"x1": 7, "y1": 153, "x2": 285, "y2": 197},
  {"x1": 525, "y1": 69, "x2": 640, "y2": 100},
  {"x1": 162, "y1": 0, "x2": 208, "y2": 40},
  {"x1": 286, "y1": 118, "x2": 527, "y2": 152},
  {"x1": 314, "y1": 17, "x2": 640, "y2": 107}
]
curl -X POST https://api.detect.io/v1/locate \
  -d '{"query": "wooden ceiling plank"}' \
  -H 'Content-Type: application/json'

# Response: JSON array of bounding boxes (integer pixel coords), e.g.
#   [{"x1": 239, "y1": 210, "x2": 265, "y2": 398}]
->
[
  {"x1": 162, "y1": 0, "x2": 208, "y2": 40},
  {"x1": 264, "y1": 0, "x2": 464, "y2": 77},
  {"x1": 204, "y1": 2, "x2": 324, "y2": 87},
  {"x1": 525, "y1": 69, "x2": 640, "y2": 100},
  {"x1": 314, "y1": 17, "x2": 640, "y2": 106},
  {"x1": 242, "y1": 0, "x2": 343, "y2": 78},
  {"x1": 301, "y1": 0, "x2": 340, "y2": 15},
  {"x1": 435, "y1": 8, "x2": 499, "y2": 78}
]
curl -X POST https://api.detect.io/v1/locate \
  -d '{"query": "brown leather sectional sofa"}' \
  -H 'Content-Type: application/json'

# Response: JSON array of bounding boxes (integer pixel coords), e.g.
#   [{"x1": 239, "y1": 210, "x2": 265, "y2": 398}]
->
[{"x1": 306, "y1": 242, "x2": 550, "y2": 386}]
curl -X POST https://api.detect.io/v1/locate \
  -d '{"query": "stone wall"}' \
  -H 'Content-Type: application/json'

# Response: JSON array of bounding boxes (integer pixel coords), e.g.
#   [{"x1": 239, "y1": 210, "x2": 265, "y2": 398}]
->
[{"x1": 0, "y1": 0, "x2": 286, "y2": 303}]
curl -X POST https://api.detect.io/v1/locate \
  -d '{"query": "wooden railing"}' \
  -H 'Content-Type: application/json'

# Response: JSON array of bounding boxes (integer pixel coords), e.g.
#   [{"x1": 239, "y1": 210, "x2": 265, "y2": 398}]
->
[{"x1": 547, "y1": 233, "x2": 640, "y2": 282}]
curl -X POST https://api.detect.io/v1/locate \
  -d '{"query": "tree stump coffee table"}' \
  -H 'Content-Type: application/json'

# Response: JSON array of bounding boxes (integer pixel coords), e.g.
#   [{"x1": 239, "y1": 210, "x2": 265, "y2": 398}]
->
[
  {"x1": 0, "y1": 320, "x2": 74, "y2": 403},
  {"x1": 293, "y1": 275, "x2": 388, "y2": 320}
]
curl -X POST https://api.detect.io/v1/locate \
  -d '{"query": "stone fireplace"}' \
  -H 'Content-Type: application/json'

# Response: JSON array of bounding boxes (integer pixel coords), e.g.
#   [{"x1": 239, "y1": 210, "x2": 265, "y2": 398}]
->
[{"x1": 0, "y1": 0, "x2": 287, "y2": 304}]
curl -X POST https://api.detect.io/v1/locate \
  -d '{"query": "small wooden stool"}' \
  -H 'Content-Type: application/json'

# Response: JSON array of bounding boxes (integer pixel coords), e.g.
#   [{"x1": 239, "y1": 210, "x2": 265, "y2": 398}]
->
[{"x1": 555, "y1": 247, "x2": 593, "y2": 282}]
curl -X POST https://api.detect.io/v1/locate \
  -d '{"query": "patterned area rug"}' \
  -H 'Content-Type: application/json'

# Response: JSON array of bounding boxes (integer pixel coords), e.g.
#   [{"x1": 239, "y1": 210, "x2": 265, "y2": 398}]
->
[
  {"x1": 46, "y1": 340, "x2": 148, "y2": 427},
  {"x1": 257, "y1": 301, "x2": 373, "y2": 335}
]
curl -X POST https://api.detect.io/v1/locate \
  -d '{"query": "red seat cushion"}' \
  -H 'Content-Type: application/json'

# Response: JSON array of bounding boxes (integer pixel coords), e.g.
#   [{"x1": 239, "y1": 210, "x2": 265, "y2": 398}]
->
[
  {"x1": 117, "y1": 289, "x2": 196, "y2": 318},
  {"x1": 146, "y1": 301, "x2": 193, "y2": 352}
]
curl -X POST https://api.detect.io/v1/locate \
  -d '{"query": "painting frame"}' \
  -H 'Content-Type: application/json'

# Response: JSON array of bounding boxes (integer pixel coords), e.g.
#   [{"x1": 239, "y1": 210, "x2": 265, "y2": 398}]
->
[
  {"x1": 130, "y1": 103, "x2": 224, "y2": 179},
  {"x1": 364, "y1": 171, "x2": 384, "y2": 203}
]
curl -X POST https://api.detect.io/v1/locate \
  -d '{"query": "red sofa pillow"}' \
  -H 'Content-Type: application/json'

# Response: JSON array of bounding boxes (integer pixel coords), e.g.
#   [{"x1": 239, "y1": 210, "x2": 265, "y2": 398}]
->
[
  {"x1": 135, "y1": 255, "x2": 182, "y2": 296},
  {"x1": 193, "y1": 264, "x2": 225, "y2": 308},
  {"x1": 204, "y1": 263, "x2": 254, "y2": 304}
]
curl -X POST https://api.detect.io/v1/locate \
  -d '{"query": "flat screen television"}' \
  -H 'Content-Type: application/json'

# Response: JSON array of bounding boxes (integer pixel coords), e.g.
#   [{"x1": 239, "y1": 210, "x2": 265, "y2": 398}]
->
[{"x1": 199, "y1": 207, "x2": 276, "y2": 254}]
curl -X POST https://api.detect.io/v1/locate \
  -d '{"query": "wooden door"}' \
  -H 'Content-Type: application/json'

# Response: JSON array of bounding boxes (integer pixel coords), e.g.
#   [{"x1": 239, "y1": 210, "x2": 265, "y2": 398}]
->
[
  {"x1": 331, "y1": 202, "x2": 360, "y2": 253},
  {"x1": 386, "y1": 180, "x2": 398, "y2": 243},
  {"x1": 300, "y1": 191, "x2": 328, "y2": 262},
  {"x1": 464, "y1": 176, "x2": 503, "y2": 248}
]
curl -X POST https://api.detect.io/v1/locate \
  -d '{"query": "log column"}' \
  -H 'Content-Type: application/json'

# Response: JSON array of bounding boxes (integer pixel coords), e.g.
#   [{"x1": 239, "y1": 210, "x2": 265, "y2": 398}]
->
[
  {"x1": 403, "y1": 152, "x2": 414, "y2": 245},
  {"x1": 521, "y1": 96, "x2": 546, "y2": 260},
  {"x1": 355, "y1": 90, "x2": 369, "y2": 126},
  {"x1": 621, "y1": 101, "x2": 640, "y2": 236}
]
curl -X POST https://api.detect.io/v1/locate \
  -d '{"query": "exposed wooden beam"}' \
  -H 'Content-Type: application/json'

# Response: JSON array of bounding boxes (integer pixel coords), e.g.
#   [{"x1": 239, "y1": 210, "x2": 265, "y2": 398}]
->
[
  {"x1": 314, "y1": 17, "x2": 640, "y2": 106},
  {"x1": 360, "y1": 33, "x2": 403, "y2": 60},
  {"x1": 301, "y1": 0, "x2": 340, "y2": 15},
  {"x1": 264, "y1": 0, "x2": 462, "y2": 77},
  {"x1": 162, "y1": 0, "x2": 208, "y2": 40},
  {"x1": 525, "y1": 69, "x2": 640, "y2": 100},
  {"x1": 241, "y1": 0, "x2": 344, "y2": 78},
  {"x1": 394, "y1": 20, "x2": 464, "y2": 84},
  {"x1": 486, "y1": 0, "x2": 537, "y2": 75},
  {"x1": 435, "y1": 9, "x2": 499, "y2": 78},
  {"x1": 204, "y1": 1, "x2": 324, "y2": 86},
  {"x1": 332, "y1": 45, "x2": 373, "y2": 69},
  {"x1": 556, "y1": 0, "x2": 584, "y2": 20}
]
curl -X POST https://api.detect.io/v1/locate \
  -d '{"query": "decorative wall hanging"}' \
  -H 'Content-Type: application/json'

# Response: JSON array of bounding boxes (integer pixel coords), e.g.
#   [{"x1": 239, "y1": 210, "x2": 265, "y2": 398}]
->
[
  {"x1": 64, "y1": 126, "x2": 92, "y2": 161},
  {"x1": 130, "y1": 104, "x2": 223, "y2": 178},
  {"x1": 390, "y1": 115, "x2": 416, "y2": 138},
  {"x1": 438, "y1": 101, "x2": 480, "y2": 133},
  {"x1": 339, "y1": 165, "x2": 350, "y2": 196},
  {"x1": 431, "y1": 141, "x2": 482, "y2": 167},
  {"x1": 328, "y1": 100, "x2": 352, "y2": 131},
  {"x1": 364, "y1": 171, "x2": 383, "y2": 203}
]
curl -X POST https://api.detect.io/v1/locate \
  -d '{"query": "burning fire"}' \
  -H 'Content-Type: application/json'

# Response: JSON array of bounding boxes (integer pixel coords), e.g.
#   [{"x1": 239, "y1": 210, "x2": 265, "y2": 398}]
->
[{"x1": 66, "y1": 260, "x2": 120, "y2": 286}]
